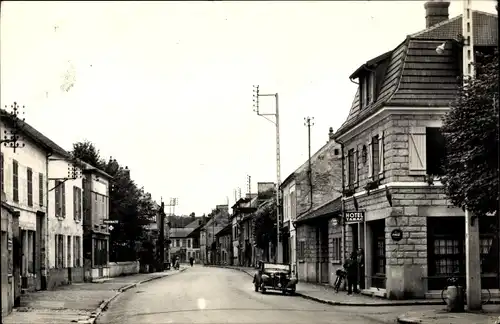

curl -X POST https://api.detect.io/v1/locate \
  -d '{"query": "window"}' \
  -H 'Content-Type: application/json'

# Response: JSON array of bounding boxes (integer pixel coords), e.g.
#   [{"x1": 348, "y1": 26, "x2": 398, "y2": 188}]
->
[
  {"x1": 27, "y1": 231, "x2": 35, "y2": 274},
  {"x1": 298, "y1": 240, "x2": 305, "y2": 260},
  {"x1": 372, "y1": 135, "x2": 380, "y2": 176},
  {"x1": 73, "y1": 236, "x2": 81, "y2": 267},
  {"x1": 347, "y1": 149, "x2": 355, "y2": 187},
  {"x1": 67, "y1": 236, "x2": 72, "y2": 267},
  {"x1": 176, "y1": 239, "x2": 180, "y2": 247},
  {"x1": 55, "y1": 181, "x2": 66, "y2": 218},
  {"x1": 426, "y1": 127, "x2": 446, "y2": 176},
  {"x1": 55, "y1": 234, "x2": 64, "y2": 268},
  {"x1": 0, "y1": 153, "x2": 4, "y2": 193},
  {"x1": 13, "y1": 160, "x2": 19, "y2": 202},
  {"x1": 332, "y1": 237, "x2": 341, "y2": 263},
  {"x1": 73, "y1": 186, "x2": 82, "y2": 221},
  {"x1": 360, "y1": 73, "x2": 375, "y2": 109},
  {"x1": 39, "y1": 173, "x2": 44, "y2": 207},
  {"x1": 27, "y1": 168, "x2": 33, "y2": 207}
]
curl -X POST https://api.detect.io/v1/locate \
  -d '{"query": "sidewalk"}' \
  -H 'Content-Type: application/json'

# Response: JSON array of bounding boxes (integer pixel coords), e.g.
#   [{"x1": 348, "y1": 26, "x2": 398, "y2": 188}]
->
[
  {"x1": 210, "y1": 265, "x2": 443, "y2": 306},
  {"x1": 397, "y1": 307, "x2": 500, "y2": 324},
  {"x1": 4, "y1": 267, "x2": 187, "y2": 324}
]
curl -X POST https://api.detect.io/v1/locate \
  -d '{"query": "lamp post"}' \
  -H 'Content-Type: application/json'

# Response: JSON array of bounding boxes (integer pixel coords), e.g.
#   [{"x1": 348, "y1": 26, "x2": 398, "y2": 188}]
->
[{"x1": 252, "y1": 85, "x2": 282, "y2": 263}]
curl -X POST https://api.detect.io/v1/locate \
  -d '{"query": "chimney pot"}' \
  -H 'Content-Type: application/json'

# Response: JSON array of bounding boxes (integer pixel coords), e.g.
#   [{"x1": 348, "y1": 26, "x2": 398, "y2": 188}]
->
[{"x1": 424, "y1": 1, "x2": 450, "y2": 28}]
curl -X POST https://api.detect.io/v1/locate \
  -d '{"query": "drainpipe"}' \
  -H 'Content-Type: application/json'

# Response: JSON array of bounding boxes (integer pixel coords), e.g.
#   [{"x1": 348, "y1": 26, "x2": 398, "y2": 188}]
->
[
  {"x1": 44, "y1": 151, "x2": 53, "y2": 290},
  {"x1": 336, "y1": 139, "x2": 346, "y2": 265}
]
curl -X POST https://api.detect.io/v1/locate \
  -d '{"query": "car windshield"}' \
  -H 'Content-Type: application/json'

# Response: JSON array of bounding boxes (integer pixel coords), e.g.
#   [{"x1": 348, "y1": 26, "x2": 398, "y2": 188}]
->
[{"x1": 263, "y1": 264, "x2": 289, "y2": 271}]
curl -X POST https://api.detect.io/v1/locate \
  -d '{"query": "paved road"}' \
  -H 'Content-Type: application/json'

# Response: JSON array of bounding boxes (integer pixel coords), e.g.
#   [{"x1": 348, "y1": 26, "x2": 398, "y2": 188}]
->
[{"x1": 97, "y1": 266, "x2": 433, "y2": 324}]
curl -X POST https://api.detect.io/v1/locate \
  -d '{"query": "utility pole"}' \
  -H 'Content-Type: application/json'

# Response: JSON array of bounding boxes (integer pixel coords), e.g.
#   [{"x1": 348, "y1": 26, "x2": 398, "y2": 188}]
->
[
  {"x1": 253, "y1": 85, "x2": 282, "y2": 263},
  {"x1": 462, "y1": 0, "x2": 481, "y2": 311},
  {"x1": 158, "y1": 201, "x2": 166, "y2": 271},
  {"x1": 304, "y1": 117, "x2": 315, "y2": 195},
  {"x1": 247, "y1": 175, "x2": 251, "y2": 196}
]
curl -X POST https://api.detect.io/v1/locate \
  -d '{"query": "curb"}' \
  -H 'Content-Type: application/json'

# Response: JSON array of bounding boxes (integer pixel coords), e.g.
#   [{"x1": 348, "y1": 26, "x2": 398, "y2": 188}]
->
[
  {"x1": 86, "y1": 268, "x2": 187, "y2": 324},
  {"x1": 208, "y1": 266, "x2": 445, "y2": 307}
]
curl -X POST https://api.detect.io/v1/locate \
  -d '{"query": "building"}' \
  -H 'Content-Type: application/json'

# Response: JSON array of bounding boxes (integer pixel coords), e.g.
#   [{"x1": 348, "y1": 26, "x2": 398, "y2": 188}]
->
[
  {"x1": 170, "y1": 226, "x2": 199, "y2": 263},
  {"x1": 231, "y1": 196, "x2": 257, "y2": 266},
  {"x1": 46, "y1": 152, "x2": 85, "y2": 289},
  {"x1": 1, "y1": 109, "x2": 71, "y2": 293},
  {"x1": 202, "y1": 205, "x2": 230, "y2": 264},
  {"x1": 82, "y1": 163, "x2": 112, "y2": 282},
  {"x1": 1, "y1": 193, "x2": 20, "y2": 317},
  {"x1": 333, "y1": 1, "x2": 498, "y2": 299},
  {"x1": 215, "y1": 223, "x2": 232, "y2": 265},
  {"x1": 292, "y1": 128, "x2": 343, "y2": 285}
]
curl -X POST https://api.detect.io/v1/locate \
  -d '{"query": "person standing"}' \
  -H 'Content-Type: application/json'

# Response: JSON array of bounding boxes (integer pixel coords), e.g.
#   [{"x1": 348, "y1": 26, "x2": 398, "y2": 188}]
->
[
  {"x1": 357, "y1": 248, "x2": 365, "y2": 290},
  {"x1": 344, "y1": 251, "x2": 359, "y2": 295}
]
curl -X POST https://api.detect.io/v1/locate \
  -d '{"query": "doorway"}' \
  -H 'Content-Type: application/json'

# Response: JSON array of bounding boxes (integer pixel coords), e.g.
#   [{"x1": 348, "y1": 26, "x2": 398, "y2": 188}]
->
[
  {"x1": 319, "y1": 223, "x2": 329, "y2": 284},
  {"x1": 371, "y1": 220, "x2": 386, "y2": 289},
  {"x1": 36, "y1": 211, "x2": 45, "y2": 290}
]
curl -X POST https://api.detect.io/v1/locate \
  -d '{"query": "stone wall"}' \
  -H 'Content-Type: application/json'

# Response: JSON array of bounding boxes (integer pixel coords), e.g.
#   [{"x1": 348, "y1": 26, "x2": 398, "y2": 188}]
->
[
  {"x1": 296, "y1": 139, "x2": 342, "y2": 217},
  {"x1": 109, "y1": 261, "x2": 140, "y2": 277}
]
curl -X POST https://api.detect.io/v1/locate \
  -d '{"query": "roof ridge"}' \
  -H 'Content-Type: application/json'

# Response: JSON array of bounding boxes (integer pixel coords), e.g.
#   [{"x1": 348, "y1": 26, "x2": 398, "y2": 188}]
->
[
  {"x1": 410, "y1": 10, "x2": 497, "y2": 39},
  {"x1": 410, "y1": 14, "x2": 461, "y2": 38}
]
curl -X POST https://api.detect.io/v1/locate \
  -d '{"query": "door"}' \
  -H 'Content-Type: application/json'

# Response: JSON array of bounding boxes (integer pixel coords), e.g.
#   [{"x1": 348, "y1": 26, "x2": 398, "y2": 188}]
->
[
  {"x1": 371, "y1": 220, "x2": 386, "y2": 289},
  {"x1": 320, "y1": 223, "x2": 329, "y2": 284},
  {"x1": 35, "y1": 212, "x2": 45, "y2": 290}
]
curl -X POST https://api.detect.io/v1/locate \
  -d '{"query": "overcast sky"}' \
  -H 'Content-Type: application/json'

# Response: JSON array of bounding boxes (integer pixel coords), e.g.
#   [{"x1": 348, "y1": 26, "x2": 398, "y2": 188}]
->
[{"x1": 1, "y1": 1, "x2": 496, "y2": 215}]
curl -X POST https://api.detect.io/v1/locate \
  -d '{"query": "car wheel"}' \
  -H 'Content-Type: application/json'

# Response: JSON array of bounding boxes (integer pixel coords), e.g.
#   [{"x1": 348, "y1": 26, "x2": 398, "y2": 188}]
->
[{"x1": 260, "y1": 284, "x2": 266, "y2": 294}]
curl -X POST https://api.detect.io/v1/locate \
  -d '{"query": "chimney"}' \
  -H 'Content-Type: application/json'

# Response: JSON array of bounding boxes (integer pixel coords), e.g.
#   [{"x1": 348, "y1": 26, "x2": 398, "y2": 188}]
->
[
  {"x1": 424, "y1": 1, "x2": 450, "y2": 28},
  {"x1": 328, "y1": 127, "x2": 334, "y2": 141}
]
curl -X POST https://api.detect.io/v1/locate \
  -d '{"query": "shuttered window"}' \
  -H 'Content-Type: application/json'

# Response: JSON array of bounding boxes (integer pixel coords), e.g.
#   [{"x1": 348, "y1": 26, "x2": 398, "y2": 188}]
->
[
  {"x1": 13, "y1": 160, "x2": 19, "y2": 202},
  {"x1": 39, "y1": 173, "x2": 44, "y2": 207},
  {"x1": 426, "y1": 127, "x2": 446, "y2": 176},
  {"x1": 409, "y1": 127, "x2": 427, "y2": 175},
  {"x1": 27, "y1": 168, "x2": 33, "y2": 207},
  {"x1": 347, "y1": 149, "x2": 355, "y2": 187}
]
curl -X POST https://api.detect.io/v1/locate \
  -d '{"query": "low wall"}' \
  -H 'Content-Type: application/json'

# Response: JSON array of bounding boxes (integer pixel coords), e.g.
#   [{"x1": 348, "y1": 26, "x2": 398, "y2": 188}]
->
[{"x1": 109, "y1": 261, "x2": 140, "y2": 277}]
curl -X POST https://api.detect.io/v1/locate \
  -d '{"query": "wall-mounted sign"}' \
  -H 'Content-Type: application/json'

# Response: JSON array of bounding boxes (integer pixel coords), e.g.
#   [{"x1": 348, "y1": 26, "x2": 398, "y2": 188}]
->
[
  {"x1": 344, "y1": 211, "x2": 364, "y2": 223},
  {"x1": 103, "y1": 220, "x2": 119, "y2": 224},
  {"x1": 391, "y1": 229, "x2": 403, "y2": 242}
]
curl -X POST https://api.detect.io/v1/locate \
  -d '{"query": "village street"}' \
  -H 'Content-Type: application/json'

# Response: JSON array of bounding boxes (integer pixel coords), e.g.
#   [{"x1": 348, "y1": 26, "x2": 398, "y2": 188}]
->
[{"x1": 97, "y1": 266, "x2": 433, "y2": 324}]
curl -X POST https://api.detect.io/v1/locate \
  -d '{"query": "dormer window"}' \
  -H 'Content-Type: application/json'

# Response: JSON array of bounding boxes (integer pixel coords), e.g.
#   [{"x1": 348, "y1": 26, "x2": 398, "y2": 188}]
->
[{"x1": 360, "y1": 72, "x2": 375, "y2": 109}]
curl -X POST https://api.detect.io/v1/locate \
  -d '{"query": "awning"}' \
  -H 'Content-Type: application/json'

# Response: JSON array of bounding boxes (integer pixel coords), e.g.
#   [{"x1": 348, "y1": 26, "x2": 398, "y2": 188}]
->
[{"x1": 294, "y1": 197, "x2": 342, "y2": 225}]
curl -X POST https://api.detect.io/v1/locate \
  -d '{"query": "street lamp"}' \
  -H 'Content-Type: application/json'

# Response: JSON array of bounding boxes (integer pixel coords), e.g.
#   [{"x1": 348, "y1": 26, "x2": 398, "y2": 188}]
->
[{"x1": 253, "y1": 85, "x2": 282, "y2": 263}]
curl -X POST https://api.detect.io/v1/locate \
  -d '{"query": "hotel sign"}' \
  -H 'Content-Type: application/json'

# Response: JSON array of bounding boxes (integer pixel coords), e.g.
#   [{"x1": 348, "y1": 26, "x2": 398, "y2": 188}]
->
[{"x1": 344, "y1": 211, "x2": 364, "y2": 223}]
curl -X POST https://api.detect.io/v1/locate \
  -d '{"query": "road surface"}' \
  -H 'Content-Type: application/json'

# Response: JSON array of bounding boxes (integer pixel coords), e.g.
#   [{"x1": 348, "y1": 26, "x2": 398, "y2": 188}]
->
[{"x1": 97, "y1": 266, "x2": 427, "y2": 324}]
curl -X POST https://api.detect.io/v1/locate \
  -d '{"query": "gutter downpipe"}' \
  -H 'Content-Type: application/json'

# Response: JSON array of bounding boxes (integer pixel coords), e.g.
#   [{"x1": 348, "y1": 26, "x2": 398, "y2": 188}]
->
[
  {"x1": 44, "y1": 151, "x2": 53, "y2": 290},
  {"x1": 336, "y1": 138, "x2": 347, "y2": 265}
]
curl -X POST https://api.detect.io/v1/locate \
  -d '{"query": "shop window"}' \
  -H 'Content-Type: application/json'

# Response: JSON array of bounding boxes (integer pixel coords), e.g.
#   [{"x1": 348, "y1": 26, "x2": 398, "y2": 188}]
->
[{"x1": 93, "y1": 239, "x2": 108, "y2": 267}]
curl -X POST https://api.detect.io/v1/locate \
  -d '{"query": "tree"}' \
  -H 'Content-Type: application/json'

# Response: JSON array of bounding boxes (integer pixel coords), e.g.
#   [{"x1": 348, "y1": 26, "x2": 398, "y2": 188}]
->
[
  {"x1": 441, "y1": 50, "x2": 499, "y2": 217},
  {"x1": 71, "y1": 141, "x2": 155, "y2": 262},
  {"x1": 252, "y1": 197, "x2": 277, "y2": 261},
  {"x1": 190, "y1": 212, "x2": 196, "y2": 218},
  {"x1": 71, "y1": 140, "x2": 105, "y2": 169}
]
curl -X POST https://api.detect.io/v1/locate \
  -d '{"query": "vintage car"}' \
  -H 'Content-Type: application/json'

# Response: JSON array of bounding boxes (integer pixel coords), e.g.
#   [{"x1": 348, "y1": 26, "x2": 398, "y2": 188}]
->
[{"x1": 253, "y1": 261, "x2": 297, "y2": 295}]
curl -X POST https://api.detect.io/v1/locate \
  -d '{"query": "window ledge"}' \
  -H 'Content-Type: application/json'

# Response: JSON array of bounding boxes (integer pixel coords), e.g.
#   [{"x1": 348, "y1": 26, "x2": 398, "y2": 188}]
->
[
  {"x1": 409, "y1": 170, "x2": 426, "y2": 176},
  {"x1": 56, "y1": 216, "x2": 65, "y2": 221}
]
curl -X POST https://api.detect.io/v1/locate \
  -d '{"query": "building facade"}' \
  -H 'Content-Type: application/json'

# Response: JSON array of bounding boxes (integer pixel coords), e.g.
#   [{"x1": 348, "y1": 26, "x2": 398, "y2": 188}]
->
[
  {"x1": 333, "y1": 2, "x2": 499, "y2": 299},
  {"x1": 215, "y1": 224, "x2": 232, "y2": 265},
  {"x1": 82, "y1": 164, "x2": 112, "y2": 281},
  {"x1": 281, "y1": 175, "x2": 297, "y2": 274},
  {"x1": 46, "y1": 153, "x2": 84, "y2": 289},
  {"x1": 293, "y1": 128, "x2": 343, "y2": 285}
]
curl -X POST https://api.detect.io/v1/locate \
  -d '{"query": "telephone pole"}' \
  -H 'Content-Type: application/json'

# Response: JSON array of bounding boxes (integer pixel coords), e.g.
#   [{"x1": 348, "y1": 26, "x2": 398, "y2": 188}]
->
[
  {"x1": 158, "y1": 201, "x2": 166, "y2": 271},
  {"x1": 253, "y1": 85, "x2": 282, "y2": 263},
  {"x1": 462, "y1": 0, "x2": 481, "y2": 310},
  {"x1": 304, "y1": 117, "x2": 314, "y2": 207}
]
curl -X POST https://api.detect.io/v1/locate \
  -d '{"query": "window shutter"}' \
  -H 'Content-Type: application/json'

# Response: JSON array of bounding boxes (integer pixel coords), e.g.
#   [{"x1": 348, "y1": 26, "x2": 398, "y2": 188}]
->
[
  {"x1": 55, "y1": 184, "x2": 61, "y2": 217},
  {"x1": 344, "y1": 153, "x2": 349, "y2": 186},
  {"x1": 61, "y1": 182, "x2": 66, "y2": 217},
  {"x1": 73, "y1": 187, "x2": 77, "y2": 220},
  {"x1": 367, "y1": 140, "x2": 373, "y2": 178},
  {"x1": 354, "y1": 148, "x2": 358, "y2": 185},
  {"x1": 379, "y1": 132, "x2": 385, "y2": 174},
  {"x1": 409, "y1": 127, "x2": 427, "y2": 173}
]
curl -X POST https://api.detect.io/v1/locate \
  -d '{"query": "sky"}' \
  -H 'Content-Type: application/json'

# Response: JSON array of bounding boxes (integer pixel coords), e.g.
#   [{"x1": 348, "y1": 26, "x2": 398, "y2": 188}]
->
[{"x1": 1, "y1": 0, "x2": 497, "y2": 216}]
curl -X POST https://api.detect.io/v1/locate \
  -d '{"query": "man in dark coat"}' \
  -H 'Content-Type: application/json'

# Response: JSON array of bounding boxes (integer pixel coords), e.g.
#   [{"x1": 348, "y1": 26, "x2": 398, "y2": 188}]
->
[{"x1": 344, "y1": 251, "x2": 359, "y2": 295}]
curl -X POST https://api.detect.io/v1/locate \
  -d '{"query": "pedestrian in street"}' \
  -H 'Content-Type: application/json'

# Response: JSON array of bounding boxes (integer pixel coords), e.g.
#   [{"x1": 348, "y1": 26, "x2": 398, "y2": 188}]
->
[
  {"x1": 357, "y1": 248, "x2": 365, "y2": 290},
  {"x1": 189, "y1": 256, "x2": 194, "y2": 267},
  {"x1": 344, "y1": 251, "x2": 359, "y2": 295}
]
